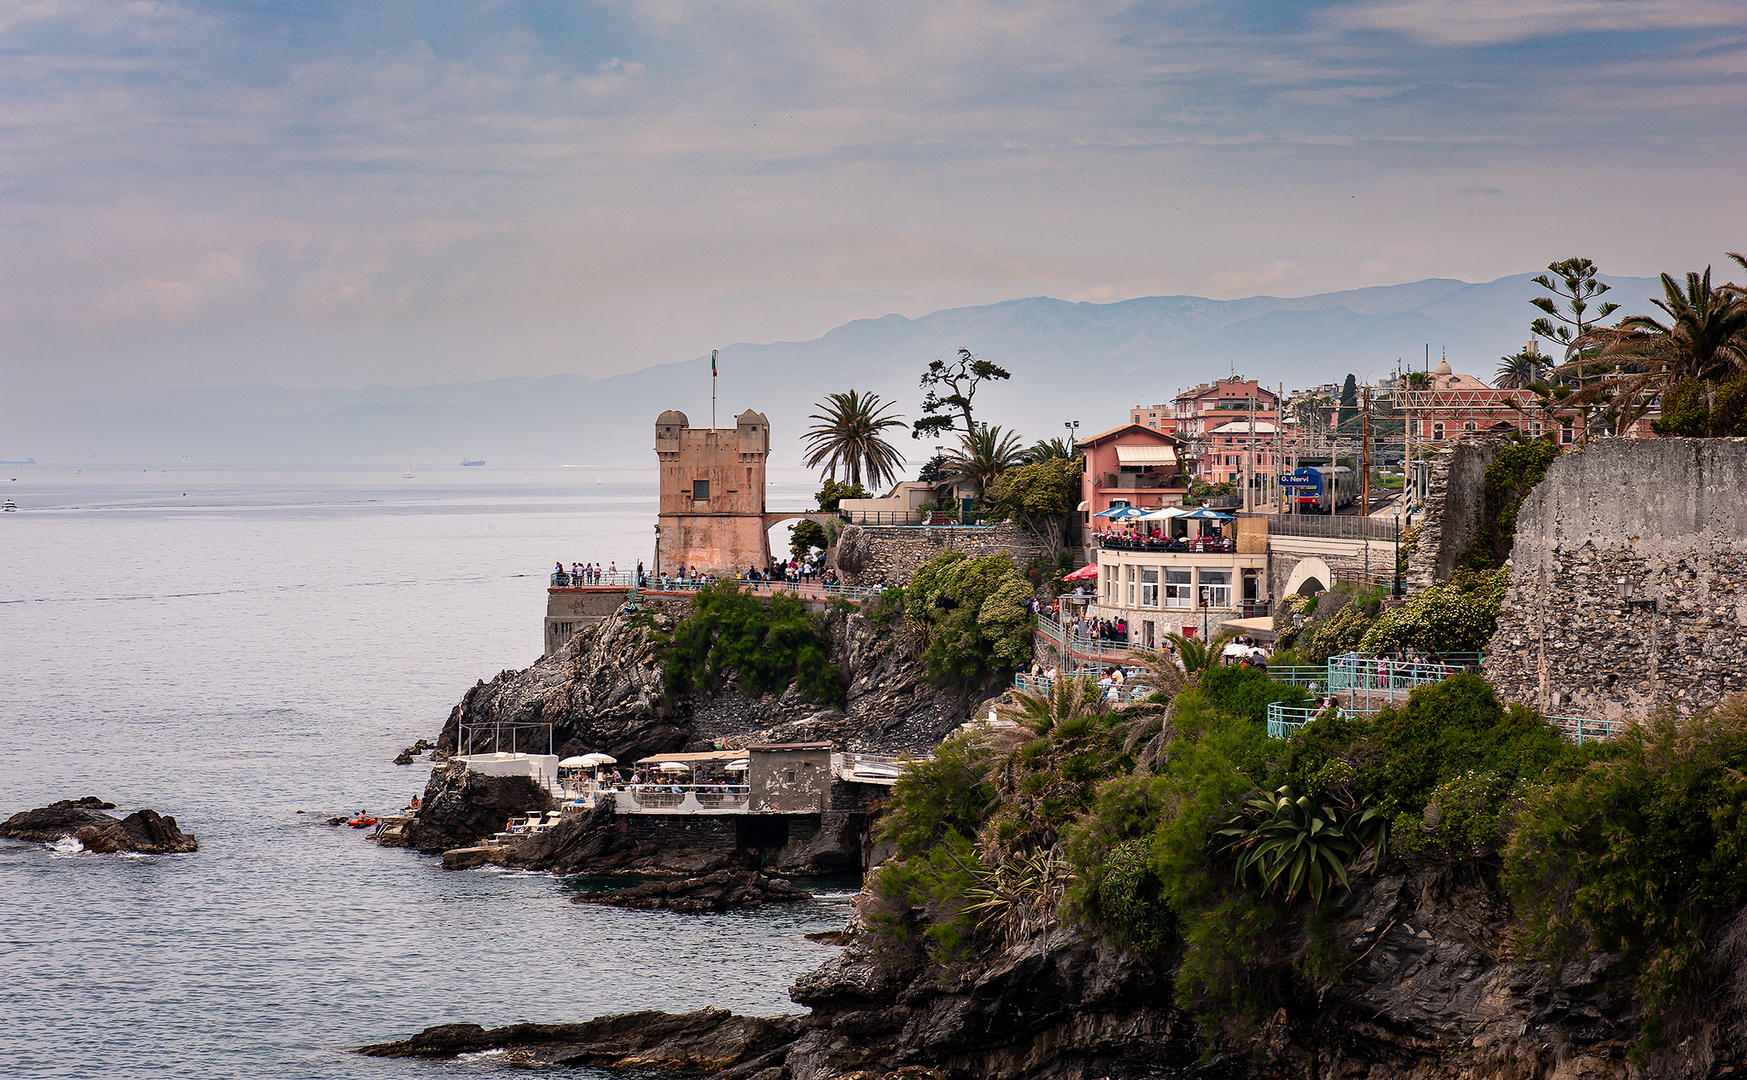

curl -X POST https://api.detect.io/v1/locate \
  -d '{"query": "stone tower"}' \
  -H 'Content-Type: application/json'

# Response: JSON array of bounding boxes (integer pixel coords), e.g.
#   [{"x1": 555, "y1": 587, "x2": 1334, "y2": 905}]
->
[{"x1": 653, "y1": 408, "x2": 772, "y2": 577}]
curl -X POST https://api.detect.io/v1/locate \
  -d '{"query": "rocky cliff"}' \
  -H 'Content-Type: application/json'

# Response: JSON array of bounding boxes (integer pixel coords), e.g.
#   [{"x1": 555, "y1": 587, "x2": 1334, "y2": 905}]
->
[
  {"x1": 433, "y1": 598, "x2": 985, "y2": 767},
  {"x1": 362, "y1": 858, "x2": 1743, "y2": 1079}
]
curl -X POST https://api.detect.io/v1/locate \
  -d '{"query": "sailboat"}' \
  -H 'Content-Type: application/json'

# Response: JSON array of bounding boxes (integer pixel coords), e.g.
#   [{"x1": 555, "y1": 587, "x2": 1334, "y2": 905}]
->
[{"x1": 403, "y1": 461, "x2": 414, "y2": 478}]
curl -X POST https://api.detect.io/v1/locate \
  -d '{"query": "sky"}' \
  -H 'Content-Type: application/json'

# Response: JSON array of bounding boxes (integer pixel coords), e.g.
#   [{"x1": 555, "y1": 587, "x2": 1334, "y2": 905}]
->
[{"x1": 4, "y1": 0, "x2": 1745, "y2": 413}]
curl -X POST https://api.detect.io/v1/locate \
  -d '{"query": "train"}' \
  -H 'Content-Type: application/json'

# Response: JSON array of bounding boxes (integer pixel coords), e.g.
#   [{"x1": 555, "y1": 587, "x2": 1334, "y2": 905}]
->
[{"x1": 1292, "y1": 465, "x2": 1358, "y2": 514}]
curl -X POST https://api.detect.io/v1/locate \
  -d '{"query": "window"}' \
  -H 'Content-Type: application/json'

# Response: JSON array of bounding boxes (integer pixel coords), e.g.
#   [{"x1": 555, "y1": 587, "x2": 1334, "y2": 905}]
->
[
  {"x1": 1164, "y1": 569, "x2": 1192, "y2": 608},
  {"x1": 1140, "y1": 567, "x2": 1158, "y2": 607},
  {"x1": 692, "y1": 479, "x2": 710, "y2": 500},
  {"x1": 1198, "y1": 569, "x2": 1231, "y2": 609},
  {"x1": 1464, "y1": 421, "x2": 1477, "y2": 433},
  {"x1": 1433, "y1": 422, "x2": 1445, "y2": 441},
  {"x1": 1126, "y1": 565, "x2": 1136, "y2": 606},
  {"x1": 1562, "y1": 425, "x2": 1574, "y2": 445}
]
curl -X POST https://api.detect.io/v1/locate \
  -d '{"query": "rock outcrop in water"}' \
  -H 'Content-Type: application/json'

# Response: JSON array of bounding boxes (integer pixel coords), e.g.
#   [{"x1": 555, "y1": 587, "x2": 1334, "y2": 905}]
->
[
  {"x1": 1, "y1": 796, "x2": 120, "y2": 843},
  {"x1": 76, "y1": 809, "x2": 199, "y2": 854},
  {"x1": 357, "y1": 1008, "x2": 804, "y2": 1072},
  {"x1": 572, "y1": 869, "x2": 812, "y2": 912},
  {"x1": 2, "y1": 798, "x2": 198, "y2": 854},
  {"x1": 393, "y1": 767, "x2": 551, "y2": 852}
]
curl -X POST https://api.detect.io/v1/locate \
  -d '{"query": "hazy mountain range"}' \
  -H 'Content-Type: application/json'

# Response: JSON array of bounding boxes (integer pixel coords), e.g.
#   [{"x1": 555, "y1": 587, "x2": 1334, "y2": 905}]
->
[{"x1": 9, "y1": 272, "x2": 1661, "y2": 469}]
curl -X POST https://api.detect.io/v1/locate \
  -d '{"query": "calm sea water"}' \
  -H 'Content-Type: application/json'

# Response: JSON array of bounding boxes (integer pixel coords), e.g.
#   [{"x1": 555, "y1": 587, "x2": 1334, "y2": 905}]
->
[{"x1": 0, "y1": 464, "x2": 846, "y2": 1080}]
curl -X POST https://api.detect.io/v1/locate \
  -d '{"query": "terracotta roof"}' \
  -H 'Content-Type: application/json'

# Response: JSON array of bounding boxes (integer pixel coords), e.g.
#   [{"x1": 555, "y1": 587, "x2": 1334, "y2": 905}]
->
[{"x1": 1076, "y1": 423, "x2": 1180, "y2": 448}]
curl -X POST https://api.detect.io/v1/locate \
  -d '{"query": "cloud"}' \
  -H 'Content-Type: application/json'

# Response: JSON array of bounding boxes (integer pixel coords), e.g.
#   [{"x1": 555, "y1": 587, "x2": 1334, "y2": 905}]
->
[{"x1": 1323, "y1": 0, "x2": 1746, "y2": 47}]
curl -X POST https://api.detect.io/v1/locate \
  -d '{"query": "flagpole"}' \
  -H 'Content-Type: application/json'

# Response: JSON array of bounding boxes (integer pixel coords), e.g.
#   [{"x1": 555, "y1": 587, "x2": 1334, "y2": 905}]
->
[{"x1": 711, "y1": 349, "x2": 717, "y2": 429}]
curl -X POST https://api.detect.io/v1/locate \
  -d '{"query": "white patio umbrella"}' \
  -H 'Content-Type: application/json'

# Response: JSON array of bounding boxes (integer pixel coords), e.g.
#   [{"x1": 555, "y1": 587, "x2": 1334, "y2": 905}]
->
[
  {"x1": 724, "y1": 760, "x2": 750, "y2": 772},
  {"x1": 557, "y1": 756, "x2": 595, "y2": 767},
  {"x1": 657, "y1": 761, "x2": 692, "y2": 773},
  {"x1": 1138, "y1": 506, "x2": 1189, "y2": 521},
  {"x1": 579, "y1": 752, "x2": 617, "y2": 765}
]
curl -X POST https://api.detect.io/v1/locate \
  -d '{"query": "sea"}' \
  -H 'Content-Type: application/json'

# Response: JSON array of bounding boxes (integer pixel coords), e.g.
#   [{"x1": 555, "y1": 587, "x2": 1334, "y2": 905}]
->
[{"x1": 0, "y1": 463, "x2": 853, "y2": 1080}]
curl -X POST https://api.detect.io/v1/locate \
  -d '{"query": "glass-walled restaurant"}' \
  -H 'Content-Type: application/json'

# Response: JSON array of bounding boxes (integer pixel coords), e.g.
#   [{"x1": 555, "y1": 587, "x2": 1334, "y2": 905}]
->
[{"x1": 1092, "y1": 550, "x2": 1268, "y2": 648}]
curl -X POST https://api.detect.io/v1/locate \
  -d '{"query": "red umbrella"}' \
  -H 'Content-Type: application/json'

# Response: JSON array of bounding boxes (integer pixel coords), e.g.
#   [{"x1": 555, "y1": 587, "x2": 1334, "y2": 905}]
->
[{"x1": 1062, "y1": 563, "x2": 1099, "y2": 581}]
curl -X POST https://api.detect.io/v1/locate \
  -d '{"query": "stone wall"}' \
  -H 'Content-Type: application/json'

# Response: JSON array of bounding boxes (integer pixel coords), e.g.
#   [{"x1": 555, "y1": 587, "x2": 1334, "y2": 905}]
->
[
  {"x1": 1404, "y1": 439, "x2": 1498, "y2": 591},
  {"x1": 1485, "y1": 438, "x2": 1747, "y2": 721},
  {"x1": 833, "y1": 523, "x2": 1045, "y2": 588}
]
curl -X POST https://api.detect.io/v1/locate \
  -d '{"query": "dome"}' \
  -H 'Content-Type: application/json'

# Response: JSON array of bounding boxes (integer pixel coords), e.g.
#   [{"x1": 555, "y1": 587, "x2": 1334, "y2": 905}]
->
[
  {"x1": 656, "y1": 410, "x2": 690, "y2": 428},
  {"x1": 1434, "y1": 359, "x2": 1453, "y2": 376},
  {"x1": 736, "y1": 409, "x2": 769, "y2": 426}
]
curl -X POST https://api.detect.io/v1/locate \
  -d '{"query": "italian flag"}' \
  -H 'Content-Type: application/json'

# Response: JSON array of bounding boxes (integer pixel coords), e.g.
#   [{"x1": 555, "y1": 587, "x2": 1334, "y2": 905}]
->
[{"x1": 712, "y1": 349, "x2": 718, "y2": 377}]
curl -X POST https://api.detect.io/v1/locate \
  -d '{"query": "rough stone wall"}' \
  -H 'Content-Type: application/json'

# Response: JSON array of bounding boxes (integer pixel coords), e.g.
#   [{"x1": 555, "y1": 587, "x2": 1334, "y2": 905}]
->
[
  {"x1": 834, "y1": 523, "x2": 1045, "y2": 588},
  {"x1": 1405, "y1": 439, "x2": 1498, "y2": 591},
  {"x1": 1486, "y1": 438, "x2": 1747, "y2": 721}
]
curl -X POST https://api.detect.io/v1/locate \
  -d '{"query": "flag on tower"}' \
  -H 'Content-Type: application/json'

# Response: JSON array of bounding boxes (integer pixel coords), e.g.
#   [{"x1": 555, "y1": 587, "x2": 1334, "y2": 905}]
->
[{"x1": 711, "y1": 349, "x2": 718, "y2": 377}]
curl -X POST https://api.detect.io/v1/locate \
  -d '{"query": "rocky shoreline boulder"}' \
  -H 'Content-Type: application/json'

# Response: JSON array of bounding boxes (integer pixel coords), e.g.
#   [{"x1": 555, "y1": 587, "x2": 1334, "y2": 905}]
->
[
  {"x1": 1, "y1": 798, "x2": 198, "y2": 854},
  {"x1": 1, "y1": 796, "x2": 120, "y2": 843},
  {"x1": 77, "y1": 809, "x2": 199, "y2": 854},
  {"x1": 357, "y1": 1007, "x2": 805, "y2": 1073},
  {"x1": 572, "y1": 869, "x2": 813, "y2": 912}
]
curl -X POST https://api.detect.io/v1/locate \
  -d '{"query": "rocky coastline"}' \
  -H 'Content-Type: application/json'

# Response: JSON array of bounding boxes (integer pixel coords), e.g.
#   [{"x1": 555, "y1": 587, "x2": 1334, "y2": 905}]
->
[{"x1": 2, "y1": 797, "x2": 199, "y2": 854}]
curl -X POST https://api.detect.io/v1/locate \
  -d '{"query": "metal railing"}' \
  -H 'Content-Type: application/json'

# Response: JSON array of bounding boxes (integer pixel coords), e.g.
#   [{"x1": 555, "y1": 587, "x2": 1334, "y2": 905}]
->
[
  {"x1": 838, "y1": 509, "x2": 994, "y2": 527},
  {"x1": 1549, "y1": 715, "x2": 1625, "y2": 745},
  {"x1": 1326, "y1": 654, "x2": 1474, "y2": 698},
  {"x1": 1094, "y1": 536, "x2": 1235, "y2": 554},
  {"x1": 1267, "y1": 666, "x2": 1326, "y2": 691},
  {"x1": 1247, "y1": 513, "x2": 1400, "y2": 541},
  {"x1": 1266, "y1": 701, "x2": 1377, "y2": 738},
  {"x1": 1014, "y1": 672, "x2": 1154, "y2": 704},
  {"x1": 552, "y1": 571, "x2": 637, "y2": 587}
]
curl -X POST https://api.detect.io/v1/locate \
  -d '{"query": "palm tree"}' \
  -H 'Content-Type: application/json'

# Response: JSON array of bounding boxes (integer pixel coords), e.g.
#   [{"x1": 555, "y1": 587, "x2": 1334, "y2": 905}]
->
[
  {"x1": 801, "y1": 390, "x2": 908, "y2": 490},
  {"x1": 944, "y1": 424, "x2": 1024, "y2": 492},
  {"x1": 1114, "y1": 629, "x2": 1238, "y2": 769},
  {"x1": 1493, "y1": 350, "x2": 1546, "y2": 389},
  {"x1": 1019, "y1": 436, "x2": 1076, "y2": 464},
  {"x1": 1571, "y1": 262, "x2": 1747, "y2": 432}
]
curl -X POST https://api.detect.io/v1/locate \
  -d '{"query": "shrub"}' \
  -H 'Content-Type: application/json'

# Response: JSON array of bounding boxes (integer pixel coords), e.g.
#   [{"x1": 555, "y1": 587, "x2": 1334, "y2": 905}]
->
[
  {"x1": 661, "y1": 583, "x2": 845, "y2": 704},
  {"x1": 902, "y1": 551, "x2": 1035, "y2": 688},
  {"x1": 1505, "y1": 701, "x2": 1747, "y2": 1047},
  {"x1": 1199, "y1": 664, "x2": 1310, "y2": 724},
  {"x1": 1357, "y1": 568, "x2": 1506, "y2": 655}
]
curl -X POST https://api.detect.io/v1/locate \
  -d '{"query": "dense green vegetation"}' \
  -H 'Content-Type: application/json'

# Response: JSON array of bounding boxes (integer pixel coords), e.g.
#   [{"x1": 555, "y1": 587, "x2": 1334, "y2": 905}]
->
[
  {"x1": 1458, "y1": 439, "x2": 1560, "y2": 571},
  {"x1": 659, "y1": 583, "x2": 844, "y2": 705},
  {"x1": 869, "y1": 664, "x2": 1747, "y2": 1052},
  {"x1": 901, "y1": 551, "x2": 1034, "y2": 688}
]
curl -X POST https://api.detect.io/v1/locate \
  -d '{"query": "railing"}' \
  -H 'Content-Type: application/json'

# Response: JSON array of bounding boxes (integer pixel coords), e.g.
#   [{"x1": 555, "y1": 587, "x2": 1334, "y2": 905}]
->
[
  {"x1": 1325, "y1": 654, "x2": 1472, "y2": 697},
  {"x1": 1549, "y1": 715, "x2": 1625, "y2": 745},
  {"x1": 1095, "y1": 536, "x2": 1235, "y2": 554},
  {"x1": 554, "y1": 571, "x2": 884, "y2": 603},
  {"x1": 552, "y1": 571, "x2": 637, "y2": 587},
  {"x1": 1245, "y1": 513, "x2": 1400, "y2": 541},
  {"x1": 1013, "y1": 672, "x2": 1154, "y2": 704},
  {"x1": 1266, "y1": 701, "x2": 1377, "y2": 738},
  {"x1": 1267, "y1": 666, "x2": 1327, "y2": 691},
  {"x1": 838, "y1": 509, "x2": 994, "y2": 527}
]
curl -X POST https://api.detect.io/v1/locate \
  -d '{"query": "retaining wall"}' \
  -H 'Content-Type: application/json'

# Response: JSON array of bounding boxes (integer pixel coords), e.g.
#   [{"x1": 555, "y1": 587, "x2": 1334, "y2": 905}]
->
[
  {"x1": 834, "y1": 523, "x2": 1045, "y2": 588},
  {"x1": 1485, "y1": 438, "x2": 1747, "y2": 720}
]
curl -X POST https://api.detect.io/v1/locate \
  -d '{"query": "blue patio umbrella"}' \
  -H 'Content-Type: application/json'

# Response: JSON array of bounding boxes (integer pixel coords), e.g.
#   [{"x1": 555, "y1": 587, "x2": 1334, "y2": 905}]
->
[
  {"x1": 1180, "y1": 507, "x2": 1233, "y2": 520},
  {"x1": 1094, "y1": 506, "x2": 1146, "y2": 519}
]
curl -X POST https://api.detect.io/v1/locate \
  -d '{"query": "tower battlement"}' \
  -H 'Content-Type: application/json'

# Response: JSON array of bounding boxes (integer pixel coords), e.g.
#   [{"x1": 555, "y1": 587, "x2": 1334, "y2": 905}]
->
[{"x1": 653, "y1": 409, "x2": 773, "y2": 577}]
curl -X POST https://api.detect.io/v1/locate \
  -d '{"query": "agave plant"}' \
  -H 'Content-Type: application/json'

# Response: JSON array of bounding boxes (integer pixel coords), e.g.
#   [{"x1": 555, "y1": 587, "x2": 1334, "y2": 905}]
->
[
  {"x1": 1212, "y1": 785, "x2": 1388, "y2": 906},
  {"x1": 958, "y1": 848, "x2": 1071, "y2": 939}
]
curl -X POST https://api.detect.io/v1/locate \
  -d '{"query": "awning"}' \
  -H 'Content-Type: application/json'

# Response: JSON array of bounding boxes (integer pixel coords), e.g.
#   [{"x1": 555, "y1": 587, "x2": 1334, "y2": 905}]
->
[
  {"x1": 1075, "y1": 500, "x2": 1089, "y2": 512},
  {"x1": 1114, "y1": 445, "x2": 1179, "y2": 466}
]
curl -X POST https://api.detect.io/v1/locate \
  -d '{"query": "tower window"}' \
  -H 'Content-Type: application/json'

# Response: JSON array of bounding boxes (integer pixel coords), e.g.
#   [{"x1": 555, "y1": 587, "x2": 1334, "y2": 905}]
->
[{"x1": 693, "y1": 480, "x2": 710, "y2": 500}]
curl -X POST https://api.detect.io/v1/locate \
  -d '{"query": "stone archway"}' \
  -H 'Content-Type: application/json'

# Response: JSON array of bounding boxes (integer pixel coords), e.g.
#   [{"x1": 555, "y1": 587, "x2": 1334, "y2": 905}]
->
[{"x1": 1283, "y1": 556, "x2": 1332, "y2": 597}]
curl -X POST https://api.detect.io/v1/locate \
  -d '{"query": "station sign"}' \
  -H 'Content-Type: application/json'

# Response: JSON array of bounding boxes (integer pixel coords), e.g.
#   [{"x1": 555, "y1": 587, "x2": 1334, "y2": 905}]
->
[{"x1": 1279, "y1": 468, "x2": 1321, "y2": 489}]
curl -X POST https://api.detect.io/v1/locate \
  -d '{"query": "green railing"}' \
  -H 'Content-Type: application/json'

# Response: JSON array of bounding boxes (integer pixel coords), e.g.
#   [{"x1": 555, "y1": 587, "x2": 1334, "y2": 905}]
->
[{"x1": 838, "y1": 509, "x2": 994, "y2": 527}]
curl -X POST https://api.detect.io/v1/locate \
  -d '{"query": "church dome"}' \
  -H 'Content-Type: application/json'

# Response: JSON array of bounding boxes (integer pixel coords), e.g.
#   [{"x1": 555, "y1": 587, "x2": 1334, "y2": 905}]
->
[{"x1": 1434, "y1": 359, "x2": 1453, "y2": 376}]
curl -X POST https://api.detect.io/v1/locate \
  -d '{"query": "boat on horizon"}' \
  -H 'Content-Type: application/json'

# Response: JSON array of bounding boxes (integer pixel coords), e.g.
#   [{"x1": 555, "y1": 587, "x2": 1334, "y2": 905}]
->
[
  {"x1": 460, "y1": 457, "x2": 485, "y2": 466},
  {"x1": 2, "y1": 499, "x2": 17, "y2": 512},
  {"x1": 403, "y1": 461, "x2": 414, "y2": 478},
  {"x1": 0, "y1": 457, "x2": 34, "y2": 465}
]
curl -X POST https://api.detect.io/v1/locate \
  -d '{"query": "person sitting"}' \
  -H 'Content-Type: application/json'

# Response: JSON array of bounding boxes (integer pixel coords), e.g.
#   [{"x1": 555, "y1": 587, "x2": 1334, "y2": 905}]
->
[{"x1": 406, "y1": 794, "x2": 421, "y2": 812}]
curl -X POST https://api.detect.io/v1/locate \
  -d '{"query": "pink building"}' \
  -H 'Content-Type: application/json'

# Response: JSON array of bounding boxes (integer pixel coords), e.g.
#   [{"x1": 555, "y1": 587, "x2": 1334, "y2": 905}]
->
[{"x1": 1076, "y1": 423, "x2": 1188, "y2": 525}]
